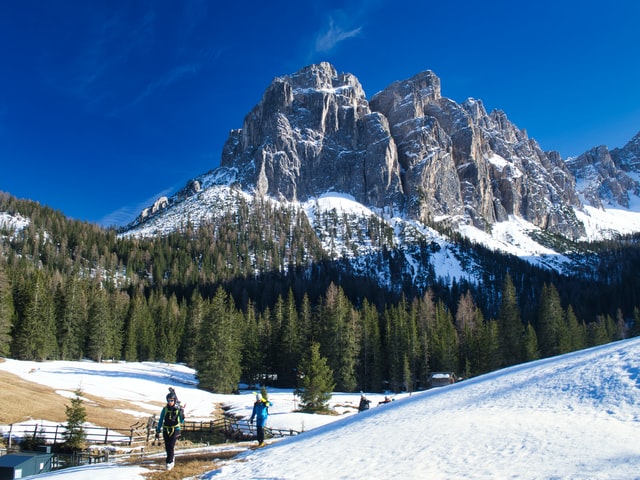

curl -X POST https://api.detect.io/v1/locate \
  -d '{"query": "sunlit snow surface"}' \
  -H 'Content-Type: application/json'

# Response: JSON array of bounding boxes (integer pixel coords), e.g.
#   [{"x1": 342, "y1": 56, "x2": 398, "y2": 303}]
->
[{"x1": 2, "y1": 337, "x2": 639, "y2": 479}]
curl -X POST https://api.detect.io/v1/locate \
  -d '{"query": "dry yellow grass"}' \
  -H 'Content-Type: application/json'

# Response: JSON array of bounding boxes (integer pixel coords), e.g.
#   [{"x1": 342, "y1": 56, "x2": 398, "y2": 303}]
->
[
  {"x1": 1, "y1": 369, "x2": 163, "y2": 427},
  {"x1": 2, "y1": 363, "x2": 245, "y2": 477},
  {"x1": 130, "y1": 449, "x2": 243, "y2": 479}
]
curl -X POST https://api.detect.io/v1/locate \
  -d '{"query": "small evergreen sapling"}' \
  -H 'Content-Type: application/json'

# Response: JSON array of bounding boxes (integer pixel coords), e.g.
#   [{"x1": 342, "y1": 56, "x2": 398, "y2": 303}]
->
[
  {"x1": 295, "y1": 342, "x2": 335, "y2": 413},
  {"x1": 64, "y1": 388, "x2": 87, "y2": 451}
]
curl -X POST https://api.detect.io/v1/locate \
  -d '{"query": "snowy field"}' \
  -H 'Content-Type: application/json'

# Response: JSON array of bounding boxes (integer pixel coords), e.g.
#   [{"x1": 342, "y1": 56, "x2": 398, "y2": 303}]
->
[{"x1": 2, "y1": 337, "x2": 640, "y2": 479}]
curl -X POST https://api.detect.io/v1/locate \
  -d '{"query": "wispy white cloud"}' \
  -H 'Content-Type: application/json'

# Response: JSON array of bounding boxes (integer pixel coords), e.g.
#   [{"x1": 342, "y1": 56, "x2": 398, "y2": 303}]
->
[
  {"x1": 314, "y1": 16, "x2": 363, "y2": 53},
  {"x1": 309, "y1": 1, "x2": 388, "y2": 58}
]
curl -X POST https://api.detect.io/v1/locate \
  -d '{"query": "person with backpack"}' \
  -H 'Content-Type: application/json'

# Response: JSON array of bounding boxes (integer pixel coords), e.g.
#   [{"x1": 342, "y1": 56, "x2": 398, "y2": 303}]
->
[
  {"x1": 358, "y1": 393, "x2": 371, "y2": 412},
  {"x1": 249, "y1": 392, "x2": 272, "y2": 447},
  {"x1": 155, "y1": 387, "x2": 184, "y2": 470}
]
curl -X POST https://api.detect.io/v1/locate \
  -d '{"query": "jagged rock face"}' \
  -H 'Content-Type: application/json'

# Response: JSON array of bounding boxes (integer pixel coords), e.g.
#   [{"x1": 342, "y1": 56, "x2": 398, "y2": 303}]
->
[
  {"x1": 567, "y1": 145, "x2": 639, "y2": 208},
  {"x1": 611, "y1": 131, "x2": 640, "y2": 172},
  {"x1": 141, "y1": 196, "x2": 169, "y2": 219},
  {"x1": 220, "y1": 62, "x2": 405, "y2": 208},
  {"x1": 370, "y1": 71, "x2": 585, "y2": 238},
  {"x1": 220, "y1": 63, "x2": 588, "y2": 238}
]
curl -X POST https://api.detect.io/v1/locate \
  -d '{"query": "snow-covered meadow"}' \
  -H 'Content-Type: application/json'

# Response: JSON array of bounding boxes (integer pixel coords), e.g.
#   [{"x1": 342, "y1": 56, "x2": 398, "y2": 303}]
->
[{"x1": 2, "y1": 336, "x2": 640, "y2": 479}]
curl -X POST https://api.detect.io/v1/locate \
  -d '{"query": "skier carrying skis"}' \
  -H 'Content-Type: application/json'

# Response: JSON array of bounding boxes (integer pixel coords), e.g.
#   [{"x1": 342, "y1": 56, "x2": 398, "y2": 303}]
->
[
  {"x1": 249, "y1": 392, "x2": 272, "y2": 447},
  {"x1": 155, "y1": 387, "x2": 185, "y2": 470}
]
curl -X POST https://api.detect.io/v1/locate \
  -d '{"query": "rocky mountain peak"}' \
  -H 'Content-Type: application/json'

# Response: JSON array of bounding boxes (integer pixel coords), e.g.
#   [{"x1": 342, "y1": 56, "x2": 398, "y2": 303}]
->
[
  {"x1": 218, "y1": 63, "x2": 587, "y2": 238},
  {"x1": 220, "y1": 63, "x2": 404, "y2": 207},
  {"x1": 131, "y1": 63, "x2": 640, "y2": 246},
  {"x1": 370, "y1": 69, "x2": 584, "y2": 237},
  {"x1": 567, "y1": 144, "x2": 640, "y2": 208},
  {"x1": 612, "y1": 131, "x2": 640, "y2": 172}
]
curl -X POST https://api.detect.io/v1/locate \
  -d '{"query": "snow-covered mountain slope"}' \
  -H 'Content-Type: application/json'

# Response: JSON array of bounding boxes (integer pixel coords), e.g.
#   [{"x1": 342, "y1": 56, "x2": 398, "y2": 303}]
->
[
  {"x1": 121, "y1": 172, "x2": 640, "y2": 288},
  {"x1": 120, "y1": 63, "x2": 640, "y2": 284},
  {"x1": 8, "y1": 337, "x2": 640, "y2": 479}
]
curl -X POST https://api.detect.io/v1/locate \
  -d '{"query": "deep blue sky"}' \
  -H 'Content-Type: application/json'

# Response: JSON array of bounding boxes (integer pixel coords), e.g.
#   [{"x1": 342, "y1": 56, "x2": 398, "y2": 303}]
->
[{"x1": 1, "y1": 1, "x2": 639, "y2": 226}]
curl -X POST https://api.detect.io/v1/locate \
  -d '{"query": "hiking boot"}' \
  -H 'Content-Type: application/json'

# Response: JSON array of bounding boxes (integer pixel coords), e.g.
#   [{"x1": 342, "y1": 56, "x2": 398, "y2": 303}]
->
[{"x1": 167, "y1": 462, "x2": 174, "y2": 470}]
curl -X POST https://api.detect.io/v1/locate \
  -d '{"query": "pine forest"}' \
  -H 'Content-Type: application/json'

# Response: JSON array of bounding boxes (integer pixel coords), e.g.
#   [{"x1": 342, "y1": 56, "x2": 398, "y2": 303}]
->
[{"x1": 1, "y1": 191, "x2": 639, "y2": 394}]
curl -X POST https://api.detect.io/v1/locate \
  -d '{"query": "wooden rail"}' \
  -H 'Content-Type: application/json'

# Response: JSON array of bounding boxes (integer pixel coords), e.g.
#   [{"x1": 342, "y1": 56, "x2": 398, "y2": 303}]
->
[
  {"x1": 179, "y1": 417, "x2": 300, "y2": 441},
  {"x1": 4, "y1": 415, "x2": 300, "y2": 451},
  {"x1": 4, "y1": 420, "x2": 150, "y2": 449}
]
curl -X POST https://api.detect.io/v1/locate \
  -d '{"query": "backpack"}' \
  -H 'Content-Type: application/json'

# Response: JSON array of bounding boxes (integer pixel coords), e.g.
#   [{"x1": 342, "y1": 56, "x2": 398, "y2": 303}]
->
[{"x1": 164, "y1": 404, "x2": 183, "y2": 427}]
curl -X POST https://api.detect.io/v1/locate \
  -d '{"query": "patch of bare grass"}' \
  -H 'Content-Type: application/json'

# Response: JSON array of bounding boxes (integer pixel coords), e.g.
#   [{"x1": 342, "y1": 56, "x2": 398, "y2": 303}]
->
[
  {"x1": 1, "y1": 370, "x2": 160, "y2": 427},
  {"x1": 136, "y1": 450, "x2": 242, "y2": 480}
]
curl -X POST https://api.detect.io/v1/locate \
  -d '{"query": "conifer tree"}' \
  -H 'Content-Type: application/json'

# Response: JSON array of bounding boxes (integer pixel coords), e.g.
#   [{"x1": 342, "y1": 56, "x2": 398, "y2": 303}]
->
[
  {"x1": 402, "y1": 355, "x2": 412, "y2": 393},
  {"x1": 537, "y1": 283, "x2": 566, "y2": 357},
  {"x1": 358, "y1": 299, "x2": 382, "y2": 392},
  {"x1": 414, "y1": 291, "x2": 435, "y2": 387},
  {"x1": 108, "y1": 289, "x2": 129, "y2": 360},
  {"x1": 384, "y1": 306, "x2": 402, "y2": 392},
  {"x1": 523, "y1": 322, "x2": 539, "y2": 361},
  {"x1": 403, "y1": 295, "x2": 419, "y2": 391},
  {"x1": 64, "y1": 388, "x2": 87, "y2": 451},
  {"x1": 241, "y1": 300, "x2": 263, "y2": 386},
  {"x1": 614, "y1": 308, "x2": 627, "y2": 341},
  {"x1": 277, "y1": 289, "x2": 303, "y2": 386},
  {"x1": 12, "y1": 270, "x2": 57, "y2": 360},
  {"x1": 320, "y1": 283, "x2": 359, "y2": 392},
  {"x1": 630, "y1": 307, "x2": 640, "y2": 338},
  {"x1": 298, "y1": 293, "x2": 314, "y2": 343},
  {"x1": 153, "y1": 293, "x2": 184, "y2": 362},
  {"x1": 195, "y1": 287, "x2": 242, "y2": 393},
  {"x1": 0, "y1": 267, "x2": 14, "y2": 357},
  {"x1": 180, "y1": 291, "x2": 205, "y2": 366},
  {"x1": 565, "y1": 305, "x2": 586, "y2": 351},
  {"x1": 455, "y1": 290, "x2": 479, "y2": 377},
  {"x1": 472, "y1": 319, "x2": 500, "y2": 375},
  {"x1": 56, "y1": 278, "x2": 88, "y2": 360},
  {"x1": 384, "y1": 296, "x2": 418, "y2": 391},
  {"x1": 257, "y1": 307, "x2": 274, "y2": 377},
  {"x1": 587, "y1": 316, "x2": 610, "y2": 346},
  {"x1": 430, "y1": 300, "x2": 459, "y2": 372},
  {"x1": 123, "y1": 292, "x2": 152, "y2": 362},
  {"x1": 295, "y1": 342, "x2": 335, "y2": 412},
  {"x1": 86, "y1": 284, "x2": 111, "y2": 362},
  {"x1": 497, "y1": 274, "x2": 525, "y2": 367}
]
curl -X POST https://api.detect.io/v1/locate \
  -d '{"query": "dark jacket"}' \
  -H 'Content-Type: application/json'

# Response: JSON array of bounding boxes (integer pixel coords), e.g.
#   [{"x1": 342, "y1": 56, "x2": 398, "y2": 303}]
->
[
  {"x1": 156, "y1": 404, "x2": 184, "y2": 434},
  {"x1": 358, "y1": 396, "x2": 371, "y2": 411}
]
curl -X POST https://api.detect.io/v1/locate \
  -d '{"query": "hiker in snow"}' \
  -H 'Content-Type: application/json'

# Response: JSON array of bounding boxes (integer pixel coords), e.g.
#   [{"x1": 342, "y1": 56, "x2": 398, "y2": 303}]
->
[
  {"x1": 358, "y1": 393, "x2": 371, "y2": 412},
  {"x1": 249, "y1": 392, "x2": 272, "y2": 446},
  {"x1": 155, "y1": 387, "x2": 184, "y2": 470}
]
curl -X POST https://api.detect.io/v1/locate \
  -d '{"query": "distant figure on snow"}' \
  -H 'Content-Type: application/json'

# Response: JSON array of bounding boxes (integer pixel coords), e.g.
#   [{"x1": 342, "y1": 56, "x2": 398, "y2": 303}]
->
[
  {"x1": 156, "y1": 387, "x2": 185, "y2": 470},
  {"x1": 378, "y1": 395, "x2": 393, "y2": 406},
  {"x1": 249, "y1": 392, "x2": 273, "y2": 447},
  {"x1": 358, "y1": 393, "x2": 371, "y2": 412}
]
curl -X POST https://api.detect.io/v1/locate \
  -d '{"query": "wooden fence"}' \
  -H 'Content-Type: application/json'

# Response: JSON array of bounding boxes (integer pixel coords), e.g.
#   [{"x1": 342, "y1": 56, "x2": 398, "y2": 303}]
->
[
  {"x1": 3, "y1": 415, "x2": 300, "y2": 451},
  {"x1": 4, "y1": 420, "x2": 150, "y2": 449},
  {"x1": 179, "y1": 416, "x2": 300, "y2": 442}
]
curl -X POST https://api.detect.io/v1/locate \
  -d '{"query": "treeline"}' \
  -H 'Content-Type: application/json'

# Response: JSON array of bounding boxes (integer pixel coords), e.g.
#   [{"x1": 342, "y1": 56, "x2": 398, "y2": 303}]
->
[{"x1": 1, "y1": 191, "x2": 639, "y2": 394}]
